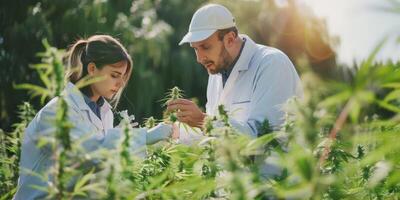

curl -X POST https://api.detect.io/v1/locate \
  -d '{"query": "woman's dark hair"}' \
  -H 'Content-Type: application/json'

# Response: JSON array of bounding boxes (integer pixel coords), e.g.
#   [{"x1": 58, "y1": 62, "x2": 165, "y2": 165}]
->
[{"x1": 65, "y1": 35, "x2": 132, "y2": 107}]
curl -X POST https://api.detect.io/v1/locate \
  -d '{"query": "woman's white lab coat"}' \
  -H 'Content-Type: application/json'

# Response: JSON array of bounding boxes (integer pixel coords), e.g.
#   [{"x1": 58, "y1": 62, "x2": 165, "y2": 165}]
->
[{"x1": 13, "y1": 82, "x2": 170, "y2": 199}]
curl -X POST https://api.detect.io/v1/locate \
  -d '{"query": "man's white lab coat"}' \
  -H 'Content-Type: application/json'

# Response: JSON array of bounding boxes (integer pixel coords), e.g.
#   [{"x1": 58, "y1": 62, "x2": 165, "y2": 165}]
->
[{"x1": 206, "y1": 34, "x2": 302, "y2": 137}]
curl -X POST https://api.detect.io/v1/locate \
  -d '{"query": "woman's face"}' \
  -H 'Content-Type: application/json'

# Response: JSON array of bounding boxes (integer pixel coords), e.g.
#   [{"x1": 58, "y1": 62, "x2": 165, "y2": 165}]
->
[{"x1": 88, "y1": 60, "x2": 128, "y2": 101}]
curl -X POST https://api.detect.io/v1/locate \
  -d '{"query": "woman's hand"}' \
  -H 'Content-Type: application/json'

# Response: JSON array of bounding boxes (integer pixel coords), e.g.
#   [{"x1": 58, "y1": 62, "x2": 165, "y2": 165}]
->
[{"x1": 171, "y1": 122, "x2": 180, "y2": 139}]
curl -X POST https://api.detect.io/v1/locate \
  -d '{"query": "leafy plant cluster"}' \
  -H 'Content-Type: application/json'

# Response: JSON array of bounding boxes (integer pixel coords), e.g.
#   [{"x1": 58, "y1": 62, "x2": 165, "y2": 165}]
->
[{"x1": 1, "y1": 39, "x2": 400, "y2": 200}]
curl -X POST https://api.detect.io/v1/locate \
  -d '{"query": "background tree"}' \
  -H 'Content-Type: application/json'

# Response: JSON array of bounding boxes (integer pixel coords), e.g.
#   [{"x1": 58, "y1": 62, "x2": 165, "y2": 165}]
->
[{"x1": 0, "y1": 0, "x2": 338, "y2": 131}]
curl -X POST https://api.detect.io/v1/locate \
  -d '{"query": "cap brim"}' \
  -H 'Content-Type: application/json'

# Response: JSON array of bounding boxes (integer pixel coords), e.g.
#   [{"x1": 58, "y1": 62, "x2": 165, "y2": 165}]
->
[{"x1": 179, "y1": 29, "x2": 217, "y2": 45}]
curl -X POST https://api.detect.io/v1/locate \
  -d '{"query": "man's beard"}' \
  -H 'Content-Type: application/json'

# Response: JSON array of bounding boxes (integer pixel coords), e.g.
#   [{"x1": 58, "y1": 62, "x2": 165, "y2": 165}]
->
[{"x1": 213, "y1": 45, "x2": 233, "y2": 74}]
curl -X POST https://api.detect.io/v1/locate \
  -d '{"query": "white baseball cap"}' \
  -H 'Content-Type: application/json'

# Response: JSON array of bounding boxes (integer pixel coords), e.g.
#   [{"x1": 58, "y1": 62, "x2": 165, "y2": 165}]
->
[{"x1": 179, "y1": 4, "x2": 236, "y2": 45}]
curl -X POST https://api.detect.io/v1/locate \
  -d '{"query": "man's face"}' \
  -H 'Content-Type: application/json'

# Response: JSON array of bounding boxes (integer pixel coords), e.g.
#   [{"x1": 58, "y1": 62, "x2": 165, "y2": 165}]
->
[{"x1": 190, "y1": 32, "x2": 233, "y2": 74}]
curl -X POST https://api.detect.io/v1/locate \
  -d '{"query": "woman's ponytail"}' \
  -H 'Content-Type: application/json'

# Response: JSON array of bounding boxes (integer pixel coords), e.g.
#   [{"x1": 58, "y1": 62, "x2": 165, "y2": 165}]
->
[{"x1": 65, "y1": 40, "x2": 88, "y2": 83}]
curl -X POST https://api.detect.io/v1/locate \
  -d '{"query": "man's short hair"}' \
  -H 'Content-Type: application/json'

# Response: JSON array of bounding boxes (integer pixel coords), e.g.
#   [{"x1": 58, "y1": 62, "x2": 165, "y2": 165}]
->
[{"x1": 217, "y1": 27, "x2": 238, "y2": 41}]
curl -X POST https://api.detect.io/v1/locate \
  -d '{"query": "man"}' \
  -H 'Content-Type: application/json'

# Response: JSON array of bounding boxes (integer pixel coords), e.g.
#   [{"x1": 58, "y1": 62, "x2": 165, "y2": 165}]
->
[{"x1": 168, "y1": 3, "x2": 302, "y2": 140}]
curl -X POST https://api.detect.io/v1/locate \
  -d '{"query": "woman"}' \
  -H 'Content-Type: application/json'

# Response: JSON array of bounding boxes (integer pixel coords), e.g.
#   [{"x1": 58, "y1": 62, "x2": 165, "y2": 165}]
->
[{"x1": 13, "y1": 35, "x2": 174, "y2": 199}]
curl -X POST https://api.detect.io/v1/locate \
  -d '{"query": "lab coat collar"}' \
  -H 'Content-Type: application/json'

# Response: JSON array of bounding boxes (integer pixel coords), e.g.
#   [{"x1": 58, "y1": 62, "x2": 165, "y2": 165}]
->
[
  {"x1": 64, "y1": 82, "x2": 112, "y2": 111},
  {"x1": 64, "y1": 82, "x2": 112, "y2": 131},
  {"x1": 233, "y1": 34, "x2": 258, "y2": 72},
  {"x1": 218, "y1": 35, "x2": 258, "y2": 104}
]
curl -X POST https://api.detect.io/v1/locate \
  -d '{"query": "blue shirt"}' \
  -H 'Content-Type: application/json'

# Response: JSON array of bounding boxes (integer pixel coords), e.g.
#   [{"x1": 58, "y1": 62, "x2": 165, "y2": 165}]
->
[{"x1": 82, "y1": 94, "x2": 104, "y2": 120}]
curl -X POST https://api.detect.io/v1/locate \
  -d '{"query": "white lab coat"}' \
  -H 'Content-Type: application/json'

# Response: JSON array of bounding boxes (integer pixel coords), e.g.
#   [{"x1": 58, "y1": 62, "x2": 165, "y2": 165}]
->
[
  {"x1": 180, "y1": 35, "x2": 303, "y2": 179},
  {"x1": 13, "y1": 82, "x2": 164, "y2": 199},
  {"x1": 206, "y1": 34, "x2": 302, "y2": 137}
]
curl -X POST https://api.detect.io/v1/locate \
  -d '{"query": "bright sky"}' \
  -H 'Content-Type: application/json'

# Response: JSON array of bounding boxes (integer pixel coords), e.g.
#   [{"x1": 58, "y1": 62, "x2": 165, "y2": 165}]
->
[{"x1": 301, "y1": 0, "x2": 400, "y2": 65}]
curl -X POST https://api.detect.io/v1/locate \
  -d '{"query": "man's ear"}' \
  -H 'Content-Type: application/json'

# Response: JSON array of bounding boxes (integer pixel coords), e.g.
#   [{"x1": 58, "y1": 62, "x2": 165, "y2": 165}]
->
[
  {"x1": 87, "y1": 62, "x2": 97, "y2": 75},
  {"x1": 224, "y1": 32, "x2": 235, "y2": 47}
]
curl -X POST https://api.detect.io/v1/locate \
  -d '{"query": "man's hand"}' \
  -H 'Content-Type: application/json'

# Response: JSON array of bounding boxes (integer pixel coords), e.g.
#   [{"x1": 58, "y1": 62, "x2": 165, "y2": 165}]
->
[{"x1": 167, "y1": 98, "x2": 206, "y2": 128}]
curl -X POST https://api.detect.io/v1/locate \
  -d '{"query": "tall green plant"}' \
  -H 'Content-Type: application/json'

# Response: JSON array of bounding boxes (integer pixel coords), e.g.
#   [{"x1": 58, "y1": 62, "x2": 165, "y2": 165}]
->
[{"x1": 0, "y1": 102, "x2": 36, "y2": 199}]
